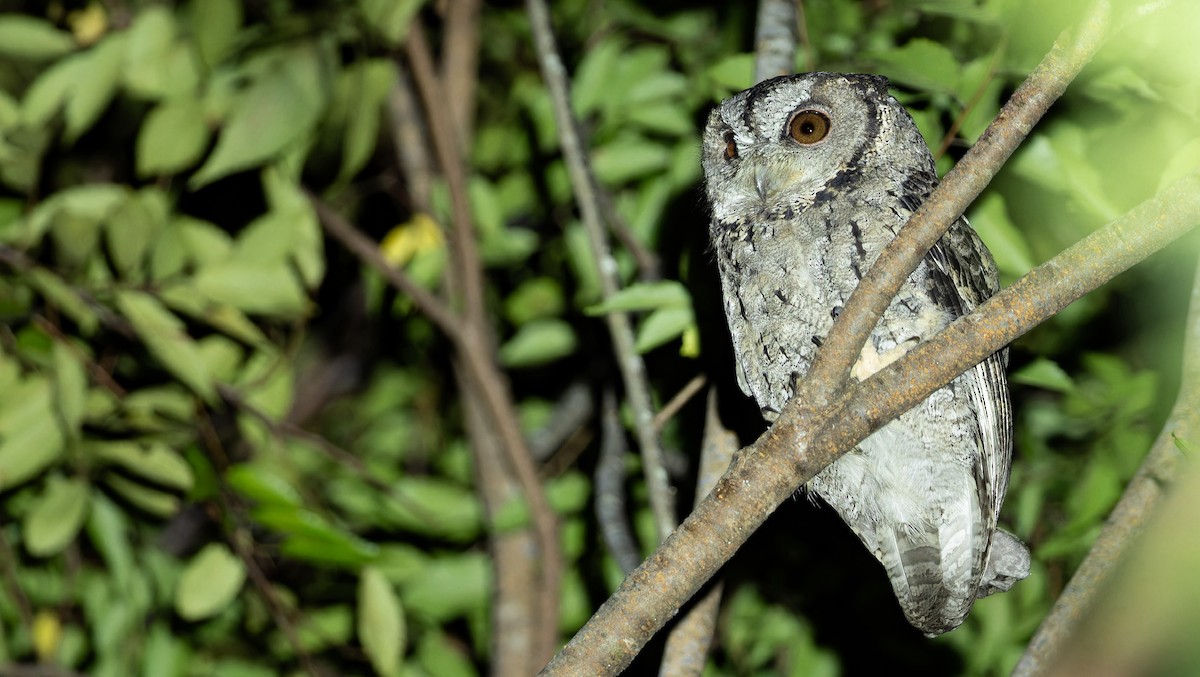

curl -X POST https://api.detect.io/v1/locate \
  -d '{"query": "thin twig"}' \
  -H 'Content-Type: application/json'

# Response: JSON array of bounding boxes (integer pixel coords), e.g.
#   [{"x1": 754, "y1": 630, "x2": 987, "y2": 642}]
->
[
  {"x1": 33, "y1": 315, "x2": 127, "y2": 397},
  {"x1": 386, "y1": 68, "x2": 434, "y2": 211},
  {"x1": 539, "y1": 169, "x2": 1200, "y2": 675},
  {"x1": 754, "y1": 0, "x2": 799, "y2": 83},
  {"x1": 597, "y1": 190, "x2": 661, "y2": 281},
  {"x1": 800, "y1": 0, "x2": 1110, "y2": 413},
  {"x1": 1013, "y1": 247, "x2": 1200, "y2": 676},
  {"x1": 934, "y1": 44, "x2": 1005, "y2": 160},
  {"x1": 595, "y1": 388, "x2": 643, "y2": 574},
  {"x1": 652, "y1": 375, "x2": 707, "y2": 432},
  {"x1": 524, "y1": 0, "x2": 677, "y2": 542},
  {"x1": 658, "y1": 389, "x2": 738, "y2": 676}
]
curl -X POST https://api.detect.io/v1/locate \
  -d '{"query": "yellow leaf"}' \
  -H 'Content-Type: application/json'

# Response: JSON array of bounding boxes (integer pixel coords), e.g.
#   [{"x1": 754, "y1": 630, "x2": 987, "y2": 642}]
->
[
  {"x1": 33, "y1": 609, "x2": 61, "y2": 662},
  {"x1": 379, "y1": 213, "x2": 443, "y2": 267},
  {"x1": 68, "y1": 2, "x2": 108, "y2": 46}
]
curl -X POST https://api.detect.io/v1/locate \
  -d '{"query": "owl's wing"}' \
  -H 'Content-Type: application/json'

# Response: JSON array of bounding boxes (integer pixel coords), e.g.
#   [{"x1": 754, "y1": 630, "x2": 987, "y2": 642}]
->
[{"x1": 925, "y1": 218, "x2": 1013, "y2": 528}]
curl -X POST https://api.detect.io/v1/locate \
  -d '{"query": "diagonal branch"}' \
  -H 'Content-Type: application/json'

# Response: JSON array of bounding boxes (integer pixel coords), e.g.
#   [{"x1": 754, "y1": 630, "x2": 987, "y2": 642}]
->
[
  {"x1": 801, "y1": 0, "x2": 1110, "y2": 412},
  {"x1": 539, "y1": 173, "x2": 1200, "y2": 676},
  {"x1": 524, "y1": 0, "x2": 677, "y2": 542},
  {"x1": 309, "y1": 195, "x2": 463, "y2": 341}
]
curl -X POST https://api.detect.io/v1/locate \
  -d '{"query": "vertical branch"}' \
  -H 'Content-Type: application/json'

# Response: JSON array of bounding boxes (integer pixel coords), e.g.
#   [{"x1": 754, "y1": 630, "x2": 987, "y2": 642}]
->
[
  {"x1": 595, "y1": 388, "x2": 643, "y2": 574},
  {"x1": 658, "y1": 390, "x2": 739, "y2": 677},
  {"x1": 389, "y1": 23, "x2": 565, "y2": 668},
  {"x1": 754, "y1": 0, "x2": 799, "y2": 83},
  {"x1": 441, "y1": 0, "x2": 482, "y2": 148},
  {"x1": 524, "y1": 0, "x2": 677, "y2": 542},
  {"x1": 1013, "y1": 250, "x2": 1200, "y2": 676}
]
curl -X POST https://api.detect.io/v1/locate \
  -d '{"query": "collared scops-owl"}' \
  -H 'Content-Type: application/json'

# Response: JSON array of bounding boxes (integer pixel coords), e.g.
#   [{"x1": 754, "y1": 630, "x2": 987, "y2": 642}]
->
[{"x1": 702, "y1": 73, "x2": 1030, "y2": 636}]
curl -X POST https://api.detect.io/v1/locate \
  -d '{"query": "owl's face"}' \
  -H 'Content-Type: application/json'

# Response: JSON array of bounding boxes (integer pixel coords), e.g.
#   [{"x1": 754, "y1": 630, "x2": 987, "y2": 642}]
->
[{"x1": 702, "y1": 73, "x2": 932, "y2": 224}]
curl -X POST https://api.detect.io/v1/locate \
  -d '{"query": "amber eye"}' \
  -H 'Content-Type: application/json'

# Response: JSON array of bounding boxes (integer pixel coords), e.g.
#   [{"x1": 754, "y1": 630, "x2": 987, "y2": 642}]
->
[
  {"x1": 723, "y1": 131, "x2": 738, "y2": 160},
  {"x1": 787, "y1": 110, "x2": 831, "y2": 145}
]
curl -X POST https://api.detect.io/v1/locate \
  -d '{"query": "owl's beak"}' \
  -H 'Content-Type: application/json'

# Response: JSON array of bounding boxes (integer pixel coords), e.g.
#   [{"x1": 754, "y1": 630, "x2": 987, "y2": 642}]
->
[{"x1": 753, "y1": 164, "x2": 773, "y2": 201}]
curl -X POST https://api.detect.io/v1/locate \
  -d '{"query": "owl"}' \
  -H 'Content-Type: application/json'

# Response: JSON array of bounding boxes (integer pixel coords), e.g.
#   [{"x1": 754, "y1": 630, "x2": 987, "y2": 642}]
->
[{"x1": 702, "y1": 73, "x2": 1030, "y2": 636}]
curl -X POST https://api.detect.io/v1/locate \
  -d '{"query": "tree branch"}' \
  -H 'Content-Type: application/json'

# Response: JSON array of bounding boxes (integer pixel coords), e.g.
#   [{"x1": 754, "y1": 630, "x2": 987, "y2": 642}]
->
[
  {"x1": 595, "y1": 388, "x2": 643, "y2": 574},
  {"x1": 753, "y1": 0, "x2": 798, "y2": 83},
  {"x1": 404, "y1": 22, "x2": 487, "y2": 330},
  {"x1": 800, "y1": 0, "x2": 1110, "y2": 412},
  {"x1": 658, "y1": 390, "x2": 738, "y2": 676},
  {"x1": 440, "y1": 0, "x2": 482, "y2": 148},
  {"x1": 524, "y1": 0, "x2": 677, "y2": 542},
  {"x1": 539, "y1": 172, "x2": 1200, "y2": 676},
  {"x1": 1013, "y1": 245, "x2": 1200, "y2": 676}
]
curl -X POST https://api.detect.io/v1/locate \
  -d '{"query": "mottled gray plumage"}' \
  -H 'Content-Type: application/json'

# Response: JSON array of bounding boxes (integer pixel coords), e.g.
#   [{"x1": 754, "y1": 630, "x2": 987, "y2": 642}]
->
[{"x1": 702, "y1": 73, "x2": 1029, "y2": 636}]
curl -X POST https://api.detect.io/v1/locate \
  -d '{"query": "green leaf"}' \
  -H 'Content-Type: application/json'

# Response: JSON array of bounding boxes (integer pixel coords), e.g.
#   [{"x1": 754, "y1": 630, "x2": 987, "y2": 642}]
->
[
  {"x1": 89, "y1": 441, "x2": 195, "y2": 491},
  {"x1": 416, "y1": 631, "x2": 477, "y2": 677},
  {"x1": 479, "y1": 227, "x2": 539, "y2": 267},
  {"x1": 86, "y1": 492, "x2": 135, "y2": 588},
  {"x1": 504, "y1": 277, "x2": 565, "y2": 325},
  {"x1": 22, "y1": 52, "x2": 87, "y2": 126},
  {"x1": 175, "y1": 544, "x2": 247, "y2": 621},
  {"x1": 336, "y1": 59, "x2": 396, "y2": 183},
  {"x1": 0, "y1": 16, "x2": 76, "y2": 61},
  {"x1": 357, "y1": 0, "x2": 426, "y2": 45},
  {"x1": 105, "y1": 187, "x2": 168, "y2": 276},
  {"x1": 25, "y1": 270, "x2": 98, "y2": 335},
  {"x1": 1012, "y1": 358, "x2": 1076, "y2": 393},
  {"x1": 358, "y1": 567, "x2": 405, "y2": 677},
  {"x1": 64, "y1": 33, "x2": 128, "y2": 142},
  {"x1": 707, "y1": 53, "x2": 754, "y2": 92},
  {"x1": 141, "y1": 622, "x2": 189, "y2": 677},
  {"x1": 226, "y1": 463, "x2": 303, "y2": 508},
  {"x1": 592, "y1": 137, "x2": 671, "y2": 184},
  {"x1": 874, "y1": 38, "x2": 960, "y2": 94},
  {"x1": 52, "y1": 342, "x2": 87, "y2": 437},
  {"x1": 585, "y1": 280, "x2": 691, "y2": 315},
  {"x1": 23, "y1": 476, "x2": 91, "y2": 557},
  {"x1": 103, "y1": 473, "x2": 180, "y2": 517},
  {"x1": 190, "y1": 46, "x2": 326, "y2": 187},
  {"x1": 0, "y1": 379, "x2": 65, "y2": 491},
  {"x1": 379, "y1": 477, "x2": 483, "y2": 542},
  {"x1": 137, "y1": 98, "x2": 210, "y2": 177},
  {"x1": 253, "y1": 506, "x2": 379, "y2": 567},
  {"x1": 192, "y1": 262, "x2": 309, "y2": 317},
  {"x1": 401, "y1": 552, "x2": 489, "y2": 622},
  {"x1": 571, "y1": 37, "x2": 623, "y2": 117},
  {"x1": 124, "y1": 6, "x2": 201, "y2": 100},
  {"x1": 498, "y1": 319, "x2": 577, "y2": 368},
  {"x1": 546, "y1": 471, "x2": 590, "y2": 515},
  {"x1": 635, "y1": 306, "x2": 695, "y2": 353},
  {"x1": 190, "y1": 0, "x2": 242, "y2": 69},
  {"x1": 114, "y1": 289, "x2": 214, "y2": 401}
]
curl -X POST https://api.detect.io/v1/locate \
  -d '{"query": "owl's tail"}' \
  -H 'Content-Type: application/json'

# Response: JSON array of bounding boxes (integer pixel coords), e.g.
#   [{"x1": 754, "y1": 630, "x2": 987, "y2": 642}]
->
[{"x1": 874, "y1": 486, "x2": 987, "y2": 637}]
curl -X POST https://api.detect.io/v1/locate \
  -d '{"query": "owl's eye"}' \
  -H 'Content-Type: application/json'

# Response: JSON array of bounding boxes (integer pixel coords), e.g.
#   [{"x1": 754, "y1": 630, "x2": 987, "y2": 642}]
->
[
  {"x1": 788, "y1": 110, "x2": 831, "y2": 145},
  {"x1": 723, "y1": 131, "x2": 738, "y2": 160}
]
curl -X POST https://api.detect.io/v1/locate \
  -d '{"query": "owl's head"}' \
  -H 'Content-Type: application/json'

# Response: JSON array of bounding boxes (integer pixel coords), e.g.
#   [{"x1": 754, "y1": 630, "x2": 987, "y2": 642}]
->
[{"x1": 702, "y1": 73, "x2": 934, "y2": 223}]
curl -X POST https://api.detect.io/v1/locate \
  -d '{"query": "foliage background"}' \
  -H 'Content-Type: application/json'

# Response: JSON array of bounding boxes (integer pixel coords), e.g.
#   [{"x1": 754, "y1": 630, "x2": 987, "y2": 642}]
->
[{"x1": 0, "y1": 0, "x2": 1197, "y2": 675}]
